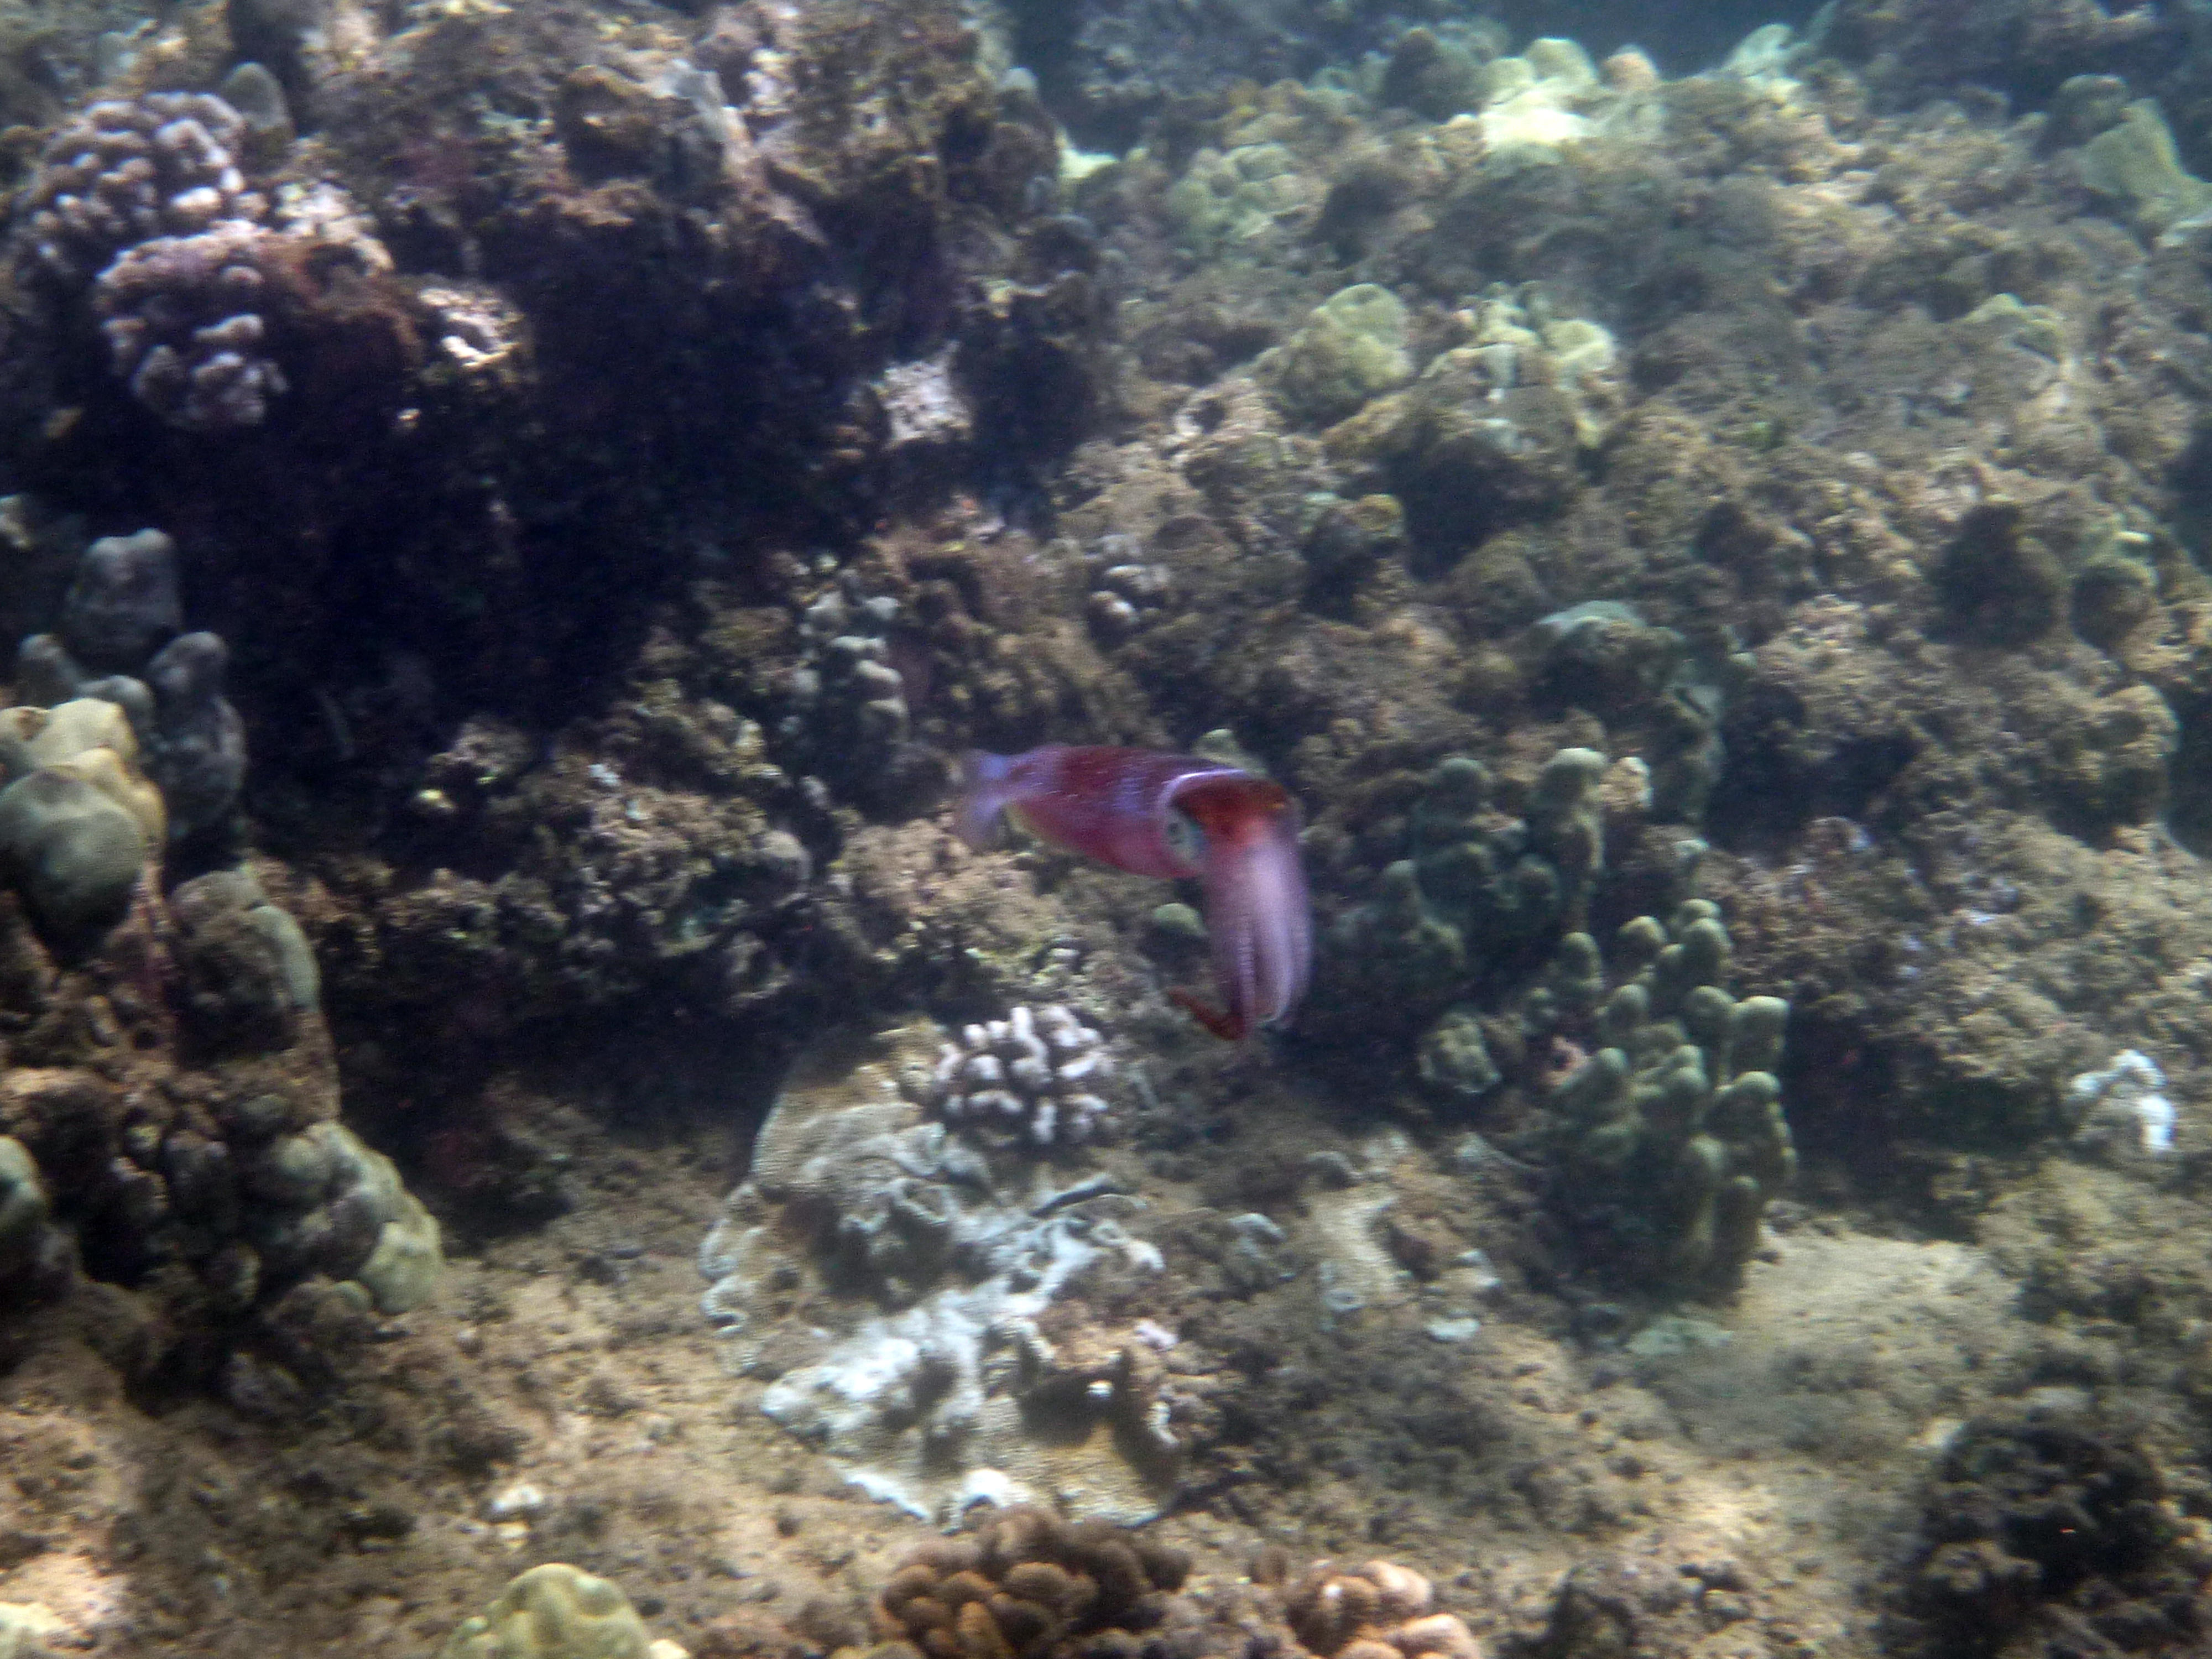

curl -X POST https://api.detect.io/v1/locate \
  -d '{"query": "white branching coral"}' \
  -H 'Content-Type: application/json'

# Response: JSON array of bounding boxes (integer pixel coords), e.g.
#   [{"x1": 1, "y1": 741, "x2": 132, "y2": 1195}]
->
[{"x1": 926, "y1": 1003, "x2": 1114, "y2": 1145}]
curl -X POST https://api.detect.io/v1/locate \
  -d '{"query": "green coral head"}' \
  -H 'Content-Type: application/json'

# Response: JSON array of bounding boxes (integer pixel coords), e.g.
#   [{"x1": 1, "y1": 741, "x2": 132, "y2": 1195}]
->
[{"x1": 441, "y1": 1563, "x2": 654, "y2": 1659}]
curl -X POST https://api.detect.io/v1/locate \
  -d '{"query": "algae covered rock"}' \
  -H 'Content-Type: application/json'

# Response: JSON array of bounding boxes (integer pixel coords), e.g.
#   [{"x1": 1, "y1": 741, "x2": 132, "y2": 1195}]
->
[
  {"x1": 2081, "y1": 100, "x2": 2212, "y2": 235},
  {"x1": 441, "y1": 1563, "x2": 655, "y2": 1659},
  {"x1": 1265, "y1": 283, "x2": 1413, "y2": 426}
]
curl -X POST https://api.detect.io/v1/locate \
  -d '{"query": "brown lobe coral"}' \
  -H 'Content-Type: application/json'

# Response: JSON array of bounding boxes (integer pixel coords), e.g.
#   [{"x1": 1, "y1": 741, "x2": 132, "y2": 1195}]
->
[{"x1": 875, "y1": 1506, "x2": 1188, "y2": 1659}]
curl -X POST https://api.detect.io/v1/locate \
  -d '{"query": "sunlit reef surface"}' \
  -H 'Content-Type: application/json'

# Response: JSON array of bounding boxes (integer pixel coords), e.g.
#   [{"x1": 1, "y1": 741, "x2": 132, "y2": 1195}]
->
[{"x1": 7, "y1": 1, "x2": 2212, "y2": 1655}]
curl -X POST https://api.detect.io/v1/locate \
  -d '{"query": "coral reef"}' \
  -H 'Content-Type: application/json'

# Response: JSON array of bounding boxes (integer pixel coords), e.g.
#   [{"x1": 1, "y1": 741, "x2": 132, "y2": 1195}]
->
[{"x1": 21, "y1": 3, "x2": 2212, "y2": 1655}]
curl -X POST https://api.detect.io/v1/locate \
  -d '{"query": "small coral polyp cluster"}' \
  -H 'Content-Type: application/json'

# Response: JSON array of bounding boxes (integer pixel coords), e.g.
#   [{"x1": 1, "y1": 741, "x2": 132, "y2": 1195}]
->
[{"x1": 925, "y1": 1003, "x2": 1115, "y2": 1146}]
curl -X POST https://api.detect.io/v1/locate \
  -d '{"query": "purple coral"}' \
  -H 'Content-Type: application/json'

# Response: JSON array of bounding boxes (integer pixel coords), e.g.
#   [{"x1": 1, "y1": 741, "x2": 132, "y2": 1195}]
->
[
  {"x1": 91, "y1": 223, "x2": 288, "y2": 431},
  {"x1": 17, "y1": 93, "x2": 266, "y2": 284}
]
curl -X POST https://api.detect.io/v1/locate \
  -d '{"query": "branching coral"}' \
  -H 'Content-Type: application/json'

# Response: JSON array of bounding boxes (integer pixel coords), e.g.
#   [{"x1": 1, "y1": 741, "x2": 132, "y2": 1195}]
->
[
  {"x1": 1541, "y1": 901, "x2": 1793, "y2": 1291},
  {"x1": 17, "y1": 93, "x2": 267, "y2": 284},
  {"x1": 924, "y1": 1003, "x2": 1115, "y2": 1147}
]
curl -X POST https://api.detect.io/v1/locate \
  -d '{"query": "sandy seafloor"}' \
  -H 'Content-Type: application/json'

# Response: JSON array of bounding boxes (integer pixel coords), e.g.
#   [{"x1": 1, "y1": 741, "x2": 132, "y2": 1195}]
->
[{"x1": 6, "y1": 1063, "x2": 2205, "y2": 1658}]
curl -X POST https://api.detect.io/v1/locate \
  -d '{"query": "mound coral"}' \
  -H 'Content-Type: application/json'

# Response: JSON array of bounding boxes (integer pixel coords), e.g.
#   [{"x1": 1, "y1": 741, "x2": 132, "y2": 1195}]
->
[
  {"x1": 874, "y1": 1506, "x2": 1189, "y2": 1659},
  {"x1": 1283, "y1": 1559, "x2": 1482, "y2": 1659}
]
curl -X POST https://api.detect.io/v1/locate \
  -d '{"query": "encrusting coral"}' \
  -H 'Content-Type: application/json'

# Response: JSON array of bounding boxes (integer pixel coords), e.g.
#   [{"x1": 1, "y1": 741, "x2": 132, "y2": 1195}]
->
[{"x1": 873, "y1": 1506, "x2": 1190, "y2": 1659}]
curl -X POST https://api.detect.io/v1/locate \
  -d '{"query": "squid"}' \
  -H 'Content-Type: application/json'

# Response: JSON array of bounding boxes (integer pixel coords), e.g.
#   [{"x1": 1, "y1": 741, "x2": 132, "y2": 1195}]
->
[{"x1": 955, "y1": 745, "x2": 1311, "y2": 1040}]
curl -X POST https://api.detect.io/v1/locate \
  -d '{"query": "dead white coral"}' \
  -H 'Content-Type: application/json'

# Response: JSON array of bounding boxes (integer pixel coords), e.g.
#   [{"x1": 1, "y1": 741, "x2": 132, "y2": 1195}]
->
[{"x1": 926, "y1": 1003, "x2": 1114, "y2": 1146}]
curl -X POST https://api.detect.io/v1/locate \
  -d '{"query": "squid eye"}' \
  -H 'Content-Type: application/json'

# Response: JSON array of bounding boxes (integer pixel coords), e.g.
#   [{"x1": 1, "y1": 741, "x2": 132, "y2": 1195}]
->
[{"x1": 1165, "y1": 808, "x2": 1207, "y2": 866}]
